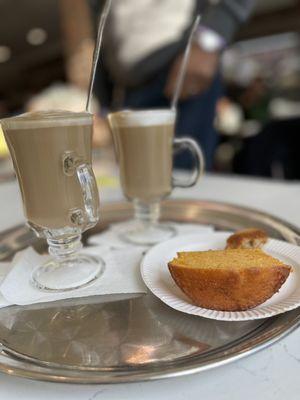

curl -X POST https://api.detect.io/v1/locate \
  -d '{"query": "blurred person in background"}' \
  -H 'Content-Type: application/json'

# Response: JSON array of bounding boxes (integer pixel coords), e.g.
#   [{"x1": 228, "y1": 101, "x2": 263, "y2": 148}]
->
[
  {"x1": 90, "y1": 0, "x2": 255, "y2": 169},
  {"x1": 220, "y1": 55, "x2": 300, "y2": 180}
]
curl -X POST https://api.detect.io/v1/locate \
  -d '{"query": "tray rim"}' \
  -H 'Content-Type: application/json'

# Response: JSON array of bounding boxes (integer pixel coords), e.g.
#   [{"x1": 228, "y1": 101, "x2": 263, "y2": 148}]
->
[
  {"x1": 0, "y1": 198, "x2": 300, "y2": 383},
  {"x1": 1, "y1": 198, "x2": 300, "y2": 255},
  {"x1": 0, "y1": 311, "x2": 299, "y2": 384}
]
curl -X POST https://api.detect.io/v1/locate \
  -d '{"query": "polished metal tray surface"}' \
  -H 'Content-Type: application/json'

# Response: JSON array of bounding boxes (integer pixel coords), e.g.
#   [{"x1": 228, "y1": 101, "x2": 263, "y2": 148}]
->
[{"x1": 0, "y1": 199, "x2": 299, "y2": 384}]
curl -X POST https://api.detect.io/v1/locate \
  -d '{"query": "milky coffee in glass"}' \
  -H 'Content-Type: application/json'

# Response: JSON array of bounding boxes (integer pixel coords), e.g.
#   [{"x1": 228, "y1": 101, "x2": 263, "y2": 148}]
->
[
  {"x1": 109, "y1": 110, "x2": 175, "y2": 202},
  {"x1": 108, "y1": 108, "x2": 204, "y2": 246},
  {"x1": 2, "y1": 110, "x2": 98, "y2": 232}
]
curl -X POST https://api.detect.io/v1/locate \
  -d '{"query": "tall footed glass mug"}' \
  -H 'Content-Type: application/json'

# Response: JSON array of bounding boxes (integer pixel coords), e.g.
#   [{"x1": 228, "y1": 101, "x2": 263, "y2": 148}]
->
[
  {"x1": 108, "y1": 109, "x2": 204, "y2": 246},
  {"x1": 1, "y1": 110, "x2": 104, "y2": 292}
]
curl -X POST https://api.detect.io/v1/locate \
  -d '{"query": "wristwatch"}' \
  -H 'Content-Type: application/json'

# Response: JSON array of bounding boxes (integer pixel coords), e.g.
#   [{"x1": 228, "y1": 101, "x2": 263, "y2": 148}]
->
[{"x1": 195, "y1": 26, "x2": 226, "y2": 53}]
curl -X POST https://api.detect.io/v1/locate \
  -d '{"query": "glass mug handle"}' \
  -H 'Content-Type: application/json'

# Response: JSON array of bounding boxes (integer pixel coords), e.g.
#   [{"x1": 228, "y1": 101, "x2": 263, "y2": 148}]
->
[
  {"x1": 172, "y1": 138, "x2": 205, "y2": 188},
  {"x1": 63, "y1": 151, "x2": 99, "y2": 227}
]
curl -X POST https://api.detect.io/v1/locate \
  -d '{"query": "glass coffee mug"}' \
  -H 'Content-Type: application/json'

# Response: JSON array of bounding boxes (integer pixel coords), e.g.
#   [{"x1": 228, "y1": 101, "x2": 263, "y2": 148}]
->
[
  {"x1": 108, "y1": 109, "x2": 204, "y2": 245},
  {"x1": 1, "y1": 110, "x2": 104, "y2": 292}
]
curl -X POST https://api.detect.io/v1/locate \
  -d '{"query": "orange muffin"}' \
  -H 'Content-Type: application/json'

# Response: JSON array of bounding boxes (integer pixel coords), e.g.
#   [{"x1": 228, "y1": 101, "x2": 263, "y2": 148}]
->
[{"x1": 168, "y1": 249, "x2": 291, "y2": 311}]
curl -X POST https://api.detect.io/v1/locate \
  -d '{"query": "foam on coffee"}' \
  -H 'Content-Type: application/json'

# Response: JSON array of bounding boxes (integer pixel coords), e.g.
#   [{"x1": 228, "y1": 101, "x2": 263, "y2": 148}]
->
[
  {"x1": 108, "y1": 109, "x2": 176, "y2": 128},
  {"x1": 1, "y1": 110, "x2": 92, "y2": 130}
]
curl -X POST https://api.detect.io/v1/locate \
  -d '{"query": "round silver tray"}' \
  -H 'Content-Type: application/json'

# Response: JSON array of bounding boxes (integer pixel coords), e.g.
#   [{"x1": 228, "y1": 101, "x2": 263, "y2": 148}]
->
[{"x1": 0, "y1": 199, "x2": 299, "y2": 384}]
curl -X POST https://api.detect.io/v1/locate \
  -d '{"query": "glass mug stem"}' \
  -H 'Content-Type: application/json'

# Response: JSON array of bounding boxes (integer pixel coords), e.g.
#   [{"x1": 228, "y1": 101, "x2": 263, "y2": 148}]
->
[
  {"x1": 134, "y1": 200, "x2": 160, "y2": 225},
  {"x1": 47, "y1": 235, "x2": 83, "y2": 259},
  {"x1": 121, "y1": 200, "x2": 176, "y2": 246}
]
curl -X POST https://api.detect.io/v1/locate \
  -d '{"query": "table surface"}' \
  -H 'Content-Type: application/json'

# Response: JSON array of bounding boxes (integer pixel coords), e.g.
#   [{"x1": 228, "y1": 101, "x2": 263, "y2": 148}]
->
[{"x1": 0, "y1": 173, "x2": 300, "y2": 400}]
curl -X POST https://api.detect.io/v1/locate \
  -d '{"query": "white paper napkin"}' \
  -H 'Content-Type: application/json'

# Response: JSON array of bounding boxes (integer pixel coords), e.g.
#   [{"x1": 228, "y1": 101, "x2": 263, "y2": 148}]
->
[
  {"x1": 0, "y1": 222, "x2": 215, "y2": 308},
  {"x1": 0, "y1": 245, "x2": 147, "y2": 306},
  {"x1": 89, "y1": 222, "x2": 214, "y2": 249}
]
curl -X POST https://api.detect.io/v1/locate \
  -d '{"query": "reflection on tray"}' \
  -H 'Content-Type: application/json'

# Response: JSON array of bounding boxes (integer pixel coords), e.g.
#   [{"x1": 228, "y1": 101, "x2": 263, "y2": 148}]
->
[{"x1": 0, "y1": 294, "x2": 262, "y2": 368}]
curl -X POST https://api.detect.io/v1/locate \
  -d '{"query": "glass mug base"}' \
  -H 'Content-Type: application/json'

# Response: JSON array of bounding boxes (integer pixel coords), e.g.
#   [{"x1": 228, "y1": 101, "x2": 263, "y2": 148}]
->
[
  {"x1": 31, "y1": 254, "x2": 105, "y2": 292},
  {"x1": 120, "y1": 223, "x2": 176, "y2": 246}
]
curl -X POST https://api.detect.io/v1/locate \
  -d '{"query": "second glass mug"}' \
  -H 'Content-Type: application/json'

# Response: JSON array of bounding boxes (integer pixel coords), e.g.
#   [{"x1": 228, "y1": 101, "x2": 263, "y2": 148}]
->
[
  {"x1": 108, "y1": 109, "x2": 205, "y2": 245},
  {"x1": 1, "y1": 111, "x2": 104, "y2": 292}
]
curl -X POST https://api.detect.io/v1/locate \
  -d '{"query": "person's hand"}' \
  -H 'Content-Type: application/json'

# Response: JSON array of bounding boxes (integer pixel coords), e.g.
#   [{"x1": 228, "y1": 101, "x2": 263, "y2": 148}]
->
[{"x1": 164, "y1": 44, "x2": 220, "y2": 101}]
